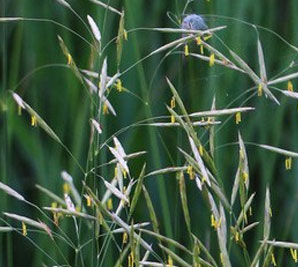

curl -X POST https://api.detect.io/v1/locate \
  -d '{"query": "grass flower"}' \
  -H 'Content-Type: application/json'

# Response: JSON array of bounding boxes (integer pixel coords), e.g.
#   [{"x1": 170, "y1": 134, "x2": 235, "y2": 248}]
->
[
  {"x1": 116, "y1": 79, "x2": 123, "y2": 92},
  {"x1": 31, "y1": 115, "x2": 37, "y2": 127},
  {"x1": 236, "y1": 112, "x2": 241, "y2": 124},
  {"x1": 290, "y1": 248, "x2": 298, "y2": 263},
  {"x1": 22, "y1": 222, "x2": 27, "y2": 236},
  {"x1": 288, "y1": 80, "x2": 294, "y2": 92},
  {"x1": 209, "y1": 53, "x2": 215, "y2": 67},
  {"x1": 285, "y1": 157, "x2": 292, "y2": 170},
  {"x1": 184, "y1": 44, "x2": 189, "y2": 56}
]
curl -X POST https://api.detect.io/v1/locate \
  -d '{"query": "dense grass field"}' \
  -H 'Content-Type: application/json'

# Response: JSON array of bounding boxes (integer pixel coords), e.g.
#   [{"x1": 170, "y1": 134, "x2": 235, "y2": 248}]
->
[{"x1": 1, "y1": 0, "x2": 298, "y2": 266}]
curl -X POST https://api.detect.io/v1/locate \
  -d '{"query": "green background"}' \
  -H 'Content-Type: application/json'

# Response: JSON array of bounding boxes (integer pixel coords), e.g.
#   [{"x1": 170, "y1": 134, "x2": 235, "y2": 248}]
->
[{"x1": 1, "y1": 0, "x2": 298, "y2": 266}]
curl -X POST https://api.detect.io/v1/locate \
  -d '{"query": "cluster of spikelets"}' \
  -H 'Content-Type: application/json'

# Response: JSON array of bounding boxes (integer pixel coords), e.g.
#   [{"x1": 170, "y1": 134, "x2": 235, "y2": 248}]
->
[{"x1": 2, "y1": 0, "x2": 298, "y2": 266}]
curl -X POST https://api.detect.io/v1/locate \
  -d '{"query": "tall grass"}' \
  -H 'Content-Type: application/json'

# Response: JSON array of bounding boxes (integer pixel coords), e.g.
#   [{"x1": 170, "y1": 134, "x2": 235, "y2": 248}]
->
[{"x1": 1, "y1": 0, "x2": 298, "y2": 266}]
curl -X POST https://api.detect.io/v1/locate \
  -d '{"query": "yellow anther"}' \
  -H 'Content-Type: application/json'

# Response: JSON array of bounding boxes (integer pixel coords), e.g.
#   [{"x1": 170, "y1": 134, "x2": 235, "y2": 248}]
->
[
  {"x1": 271, "y1": 253, "x2": 277, "y2": 266},
  {"x1": 204, "y1": 34, "x2": 212, "y2": 41},
  {"x1": 288, "y1": 81, "x2": 294, "y2": 92},
  {"x1": 122, "y1": 168, "x2": 127, "y2": 179},
  {"x1": 290, "y1": 248, "x2": 298, "y2": 263},
  {"x1": 235, "y1": 231, "x2": 239, "y2": 242},
  {"x1": 209, "y1": 53, "x2": 215, "y2": 67},
  {"x1": 63, "y1": 183, "x2": 70, "y2": 194},
  {"x1": 67, "y1": 53, "x2": 72, "y2": 65},
  {"x1": 236, "y1": 112, "x2": 241, "y2": 124},
  {"x1": 187, "y1": 165, "x2": 194, "y2": 180},
  {"x1": 86, "y1": 195, "x2": 92, "y2": 207},
  {"x1": 196, "y1": 37, "x2": 202, "y2": 45},
  {"x1": 122, "y1": 232, "x2": 128, "y2": 244},
  {"x1": 258, "y1": 84, "x2": 263, "y2": 96},
  {"x1": 103, "y1": 101, "x2": 109, "y2": 115},
  {"x1": 285, "y1": 157, "x2": 292, "y2": 170},
  {"x1": 107, "y1": 198, "x2": 113, "y2": 210},
  {"x1": 22, "y1": 222, "x2": 27, "y2": 236},
  {"x1": 31, "y1": 115, "x2": 37, "y2": 127},
  {"x1": 211, "y1": 214, "x2": 222, "y2": 229},
  {"x1": 220, "y1": 253, "x2": 224, "y2": 265},
  {"x1": 171, "y1": 114, "x2": 175, "y2": 123},
  {"x1": 123, "y1": 29, "x2": 128, "y2": 41},
  {"x1": 116, "y1": 79, "x2": 123, "y2": 92},
  {"x1": 199, "y1": 145, "x2": 204, "y2": 156},
  {"x1": 170, "y1": 96, "x2": 176, "y2": 109},
  {"x1": 184, "y1": 44, "x2": 189, "y2": 56},
  {"x1": 168, "y1": 255, "x2": 173, "y2": 267},
  {"x1": 242, "y1": 171, "x2": 249, "y2": 182},
  {"x1": 51, "y1": 202, "x2": 59, "y2": 226}
]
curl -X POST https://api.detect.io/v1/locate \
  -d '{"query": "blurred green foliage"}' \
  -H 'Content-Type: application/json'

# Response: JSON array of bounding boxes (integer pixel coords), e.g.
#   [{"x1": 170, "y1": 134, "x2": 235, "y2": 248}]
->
[{"x1": 1, "y1": 0, "x2": 298, "y2": 266}]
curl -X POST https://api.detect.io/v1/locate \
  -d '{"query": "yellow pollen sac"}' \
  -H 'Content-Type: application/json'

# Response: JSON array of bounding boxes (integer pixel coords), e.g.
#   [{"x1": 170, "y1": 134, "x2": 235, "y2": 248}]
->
[
  {"x1": 290, "y1": 248, "x2": 298, "y2": 263},
  {"x1": 220, "y1": 253, "x2": 224, "y2": 265},
  {"x1": 211, "y1": 214, "x2": 215, "y2": 227},
  {"x1": 128, "y1": 252, "x2": 134, "y2": 267},
  {"x1": 209, "y1": 53, "x2": 215, "y2": 67},
  {"x1": 235, "y1": 231, "x2": 239, "y2": 242},
  {"x1": 196, "y1": 37, "x2": 202, "y2": 45},
  {"x1": 67, "y1": 53, "x2": 72, "y2": 65},
  {"x1": 116, "y1": 79, "x2": 123, "y2": 92},
  {"x1": 123, "y1": 29, "x2": 128, "y2": 41},
  {"x1": 258, "y1": 84, "x2": 263, "y2": 96},
  {"x1": 269, "y1": 207, "x2": 273, "y2": 217},
  {"x1": 171, "y1": 114, "x2": 175, "y2": 124},
  {"x1": 51, "y1": 202, "x2": 59, "y2": 226},
  {"x1": 170, "y1": 96, "x2": 176, "y2": 109},
  {"x1": 122, "y1": 232, "x2": 128, "y2": 244},
  {"x1": 203, "y1": 34, "x2": 212, "y2": 41},
  {"x1": 168, "y1": 255, "x2": 173, "y2": 267},
  {"x1": 202, "y1": 176, "x2": 207, "y2": 184},
  {"x1": 122, "y1": 168, "x2": 127, "y2": 179},
  {"x1": 271, "y1": 253, "x2": 277, "y2": 266},
  {"x1": 128, "y1": 253, "x2": 132, "y2": 267},
  {"x1": 187, "y1": 165, "x2": 194, "y2": 180},
  {"x1": 199, "y1": 145, "x2": 204, "y2": 156},
  {"x1": 242, "y1": 171, "x2": 249, "y2": 182},
  {"x1": 114, "y1": 166, "x2": 118, "y2": 177},
  {"x1": 103, "y1": 102, "x2": 109, "y2": 115},
  {"x1": 63, "y1": 183, "x2": 70, "y2": 194},
  {"x1": 236, "y1": 112, "x2": 241, "y2": 124},
  {"x1": 288, "y1": 80, "x2": 294, "y2": 92},
  {"x1": 86, "y1": 195, "x2": 92, "y2": 207},
  {"x1": 285, "y1": 157, "x2": 292, "y2": 170},
  {"x1": 211, "y1": 214, "x2": 221, "y2": 229},
  {"x1": 22, "y1": 222, "x2": 27, "y2": 236},
  {"x1": 31, "y1": 115, "x2": 37, "y2": 127},
  {"x1": 107, "y1": 198, "x2": 113, "y2": 210},
  {"x1": 184, "y1": 44, "x2": 189, "y2": 56}
]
